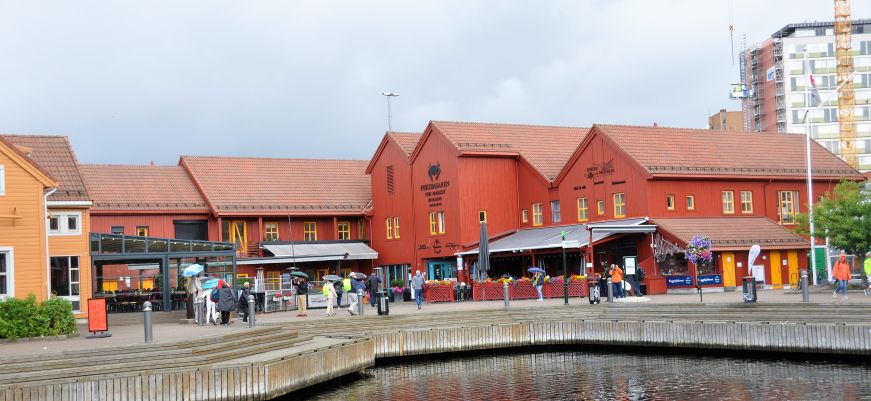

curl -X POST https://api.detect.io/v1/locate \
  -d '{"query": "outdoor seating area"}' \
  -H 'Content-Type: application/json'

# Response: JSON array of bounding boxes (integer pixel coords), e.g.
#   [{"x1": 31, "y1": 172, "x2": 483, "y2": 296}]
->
[{"x1": 94, "y1": 290, "x2": 189, "y2": 312}]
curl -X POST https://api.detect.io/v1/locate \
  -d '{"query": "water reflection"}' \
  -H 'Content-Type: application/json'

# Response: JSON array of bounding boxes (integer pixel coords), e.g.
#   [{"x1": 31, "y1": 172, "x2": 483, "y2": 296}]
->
[{"x1": 293, "y1": 351, "x2": 871, "y2": 401}]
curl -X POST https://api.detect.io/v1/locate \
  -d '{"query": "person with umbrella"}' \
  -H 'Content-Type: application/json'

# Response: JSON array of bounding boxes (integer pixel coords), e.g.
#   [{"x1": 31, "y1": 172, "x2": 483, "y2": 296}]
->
[
  {"x1": 348, "y1": 273, "x2": 365, "y2": 315},
  {"x1": 183, "y1": 264, "x2": 203, "y2": 319},
  {"x1": 292, "y1": 273, "x2": 309, "y2": 317},
  {"x1": 237, "y1": 281, "x2": 252, "y2": 323},
  {"x1": 529, "y1": 267, "x2": 545, "y2": 301},
  {"x1": 322, "y1": 275, "x2": 340, "y2": 316},
  {"x1": 201, "y1": 277, "x2": 220, "y2": 325}
]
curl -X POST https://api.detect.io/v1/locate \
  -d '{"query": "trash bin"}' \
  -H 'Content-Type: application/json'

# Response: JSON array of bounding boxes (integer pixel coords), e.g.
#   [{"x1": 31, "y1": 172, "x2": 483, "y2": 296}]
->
[
  {"x1": 588, "y1": 277, "x2": 601, "y2": 304},
  {"x1": 377, "y1": 290, "x2": 390, "y2": 315},
  {"x1": 742, "y1": 276, "x2": 757, "y2": 303}
]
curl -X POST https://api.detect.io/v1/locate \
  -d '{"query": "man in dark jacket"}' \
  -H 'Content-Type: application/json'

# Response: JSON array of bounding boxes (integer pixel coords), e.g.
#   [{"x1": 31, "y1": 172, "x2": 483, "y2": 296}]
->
[
  {"x1": 366, "y1": 275, "x2": 381, "y2": 307},
  {"x1": 216, "y1": 282, "x2": 237, "y2": 325},
  {"x1": 237, "y1": 281, "x2": 252, "y2": 323}
]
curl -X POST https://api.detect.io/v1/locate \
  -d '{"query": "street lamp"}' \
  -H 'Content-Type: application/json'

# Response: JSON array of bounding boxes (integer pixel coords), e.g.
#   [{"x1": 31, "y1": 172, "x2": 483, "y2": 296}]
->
[
  {"x1": 800, "y1": 57, "x2": 856, "y2": 286},
  {"x1": 380, "y1": 92, "x2": 400, "y2": 132}
]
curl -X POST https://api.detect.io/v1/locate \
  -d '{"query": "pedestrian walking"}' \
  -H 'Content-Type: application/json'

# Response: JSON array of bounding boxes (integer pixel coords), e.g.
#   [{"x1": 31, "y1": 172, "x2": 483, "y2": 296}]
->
[
  {"x1": 366, "y1": 274, "x2": 381, "y2": 307},
  {"x1": 295, "y1": 277, "x2": 309, "y2": 317},
  {"x1": 342, "y1": 275, "x2": 352, "y2": 308},
  {"x1": 334, "y1": 277, "x2": 344, "y2": 310},
  {"x1": 411, "y1": 270, "x2": 425, "y2": 309},
  {"x1": 610, "y1": 264, "x2": 624, "y2": 299},
  {"x1": 348, "y1": 276, "x2": 365, "y2": 315},
  {"x1": 532, "y1": 271, "x2": 545, "y2": 301},
  {"x1": 202, "y1": 287, "x2": 218, "y2": 325},
  {"x1": 237, "y1": 281, "x2": 252, "y2": 323},
  {"x1": 216, "y1": 281, "x2": 236, "y2": 325},
  {"x1": 863, "y1": 251, "x2": 871, "y2": 296},
  {"x1": 323, "y1": 281, "x2": 337, "y2": 316},
  {"x1": 833, "y1": 251, "x2": 851, "y2": 300}
]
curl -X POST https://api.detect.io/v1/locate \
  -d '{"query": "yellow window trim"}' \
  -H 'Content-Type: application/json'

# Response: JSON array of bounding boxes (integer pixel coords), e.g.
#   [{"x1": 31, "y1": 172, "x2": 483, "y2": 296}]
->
[{"x1": 577, "y1": 197, "x2": 589, "y2": 222}]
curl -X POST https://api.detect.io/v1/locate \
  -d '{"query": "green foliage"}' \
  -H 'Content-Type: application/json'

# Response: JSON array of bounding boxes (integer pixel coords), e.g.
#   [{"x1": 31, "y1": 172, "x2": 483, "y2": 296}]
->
[
  {"x1": 389, "y1": 279, "x2": 404, "y2": 288},
  {"x1": 0, "y1": 295, "x2": 78, "y2": 340},
  {"x1": 795, "y1": 179, "x2": 871, "y2": 257},
  {"x1": 237, "y1": 277, "x2": 255, "y2": 287}
]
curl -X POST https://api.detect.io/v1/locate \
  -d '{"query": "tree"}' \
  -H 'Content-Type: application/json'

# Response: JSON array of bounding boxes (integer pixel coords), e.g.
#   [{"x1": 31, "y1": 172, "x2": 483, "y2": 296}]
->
[{"x1": 795, "y1": 179, "x2": 870, "y2": 273}]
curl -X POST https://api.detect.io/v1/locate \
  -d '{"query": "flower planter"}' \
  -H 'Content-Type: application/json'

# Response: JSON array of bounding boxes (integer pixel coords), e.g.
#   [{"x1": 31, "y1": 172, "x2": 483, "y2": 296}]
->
[
  {"x1": 472, "y1": 283, "x2": 507, "y2": 301},
  {"x1": 424, "y1": 284, "x2": 455, "y2": 303},
  {"x1": 544, "y1": 282, "x2": 587, "y2": 298},
  {"x1": 510, "y1": 282, "x2": 538, "y2": 300}
]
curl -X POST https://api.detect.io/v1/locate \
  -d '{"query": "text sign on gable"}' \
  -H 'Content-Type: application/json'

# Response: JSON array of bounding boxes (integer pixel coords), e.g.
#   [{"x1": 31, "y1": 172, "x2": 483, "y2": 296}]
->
[
  {"x1": 666, "y1": 275, "x2": 693, "y2": 287},
  {"x1": 420, "y1": 161, "x2": 450, "y2": 208},
  {"x1": 585, "y1": 158, "x2": 615, "y2": 179},
  {"x1": 697, "y1": 274, "x2": 722, "y2": 286}
]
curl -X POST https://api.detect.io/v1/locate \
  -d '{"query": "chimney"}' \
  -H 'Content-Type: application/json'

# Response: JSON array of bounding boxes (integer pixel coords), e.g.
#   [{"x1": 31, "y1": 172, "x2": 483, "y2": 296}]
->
[
  {"x1": 653, "y1": 122, "x2": 658, "y2": 127},
  {"x1": 150, "y1": 161, "x2": 155, "y2": 167}
]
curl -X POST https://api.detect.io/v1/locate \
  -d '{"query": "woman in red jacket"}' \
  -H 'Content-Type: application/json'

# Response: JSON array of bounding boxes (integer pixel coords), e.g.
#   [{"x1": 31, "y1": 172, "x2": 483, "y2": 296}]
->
[{"x1": 833, "y1": 251, "x2": 852, "y2": 300}]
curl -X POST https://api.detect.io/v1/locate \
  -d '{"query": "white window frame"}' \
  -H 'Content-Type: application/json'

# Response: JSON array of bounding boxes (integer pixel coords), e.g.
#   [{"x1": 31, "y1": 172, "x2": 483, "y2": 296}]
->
[
  {"x1": 50, "y1": 255, "x2": 80, "y2": 311},
  {"x1": 0, "y1": 165, "x2": 5, "y2": 196},
  {"x1": 48, "y1": 211, "x2": 82, "y2": 236},
  {"x1": 0, "y1": 247, "x2": 14, "y2": 299}
]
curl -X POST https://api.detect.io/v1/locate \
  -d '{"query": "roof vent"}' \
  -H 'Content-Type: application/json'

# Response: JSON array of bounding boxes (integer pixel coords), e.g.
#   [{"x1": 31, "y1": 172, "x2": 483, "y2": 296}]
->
[{"x1": 653, "y1": 122, "x2": 658, "y2": 127}]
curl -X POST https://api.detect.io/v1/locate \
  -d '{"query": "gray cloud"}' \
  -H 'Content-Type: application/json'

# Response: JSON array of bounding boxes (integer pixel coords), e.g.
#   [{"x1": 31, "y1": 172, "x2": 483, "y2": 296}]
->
[{"x1": 0, "y1": 0, "x2": 867, "y2": 163}]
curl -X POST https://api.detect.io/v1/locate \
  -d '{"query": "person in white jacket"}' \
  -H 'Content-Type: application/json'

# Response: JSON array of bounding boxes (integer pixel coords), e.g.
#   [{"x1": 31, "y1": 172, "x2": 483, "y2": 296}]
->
[{"x1": 201, "y1": 288, "x2": 218, "y2": 325}]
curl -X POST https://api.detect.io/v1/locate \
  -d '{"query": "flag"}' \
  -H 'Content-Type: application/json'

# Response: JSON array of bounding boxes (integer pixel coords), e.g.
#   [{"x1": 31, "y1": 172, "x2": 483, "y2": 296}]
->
[{"x1": 808, "y1": 74, "x2": 822, "y2": 107}]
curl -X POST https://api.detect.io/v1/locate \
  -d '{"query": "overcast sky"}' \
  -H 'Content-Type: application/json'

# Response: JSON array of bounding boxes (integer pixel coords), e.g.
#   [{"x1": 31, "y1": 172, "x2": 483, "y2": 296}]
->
[{"x1": 1, "y1": 1, "x2": 869, "y2": 164}]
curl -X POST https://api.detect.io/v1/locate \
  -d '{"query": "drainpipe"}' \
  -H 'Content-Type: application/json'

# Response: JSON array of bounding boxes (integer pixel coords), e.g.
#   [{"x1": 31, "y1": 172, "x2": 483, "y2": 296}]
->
[{"x1": 44, "y1": 187, "x2": 57, "y2": 299}]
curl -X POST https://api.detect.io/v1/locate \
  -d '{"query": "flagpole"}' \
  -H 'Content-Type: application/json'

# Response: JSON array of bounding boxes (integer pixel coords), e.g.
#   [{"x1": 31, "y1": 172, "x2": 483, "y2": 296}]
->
[{"x1": 803, "y1": 57, "x2": 819, "y2": 286}]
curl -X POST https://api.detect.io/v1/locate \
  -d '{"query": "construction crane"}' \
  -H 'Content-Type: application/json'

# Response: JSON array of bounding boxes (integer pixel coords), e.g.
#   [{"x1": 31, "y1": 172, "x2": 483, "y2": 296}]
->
[{"x1": 834, "y1": 0, "x2": 858, "y2": 168}]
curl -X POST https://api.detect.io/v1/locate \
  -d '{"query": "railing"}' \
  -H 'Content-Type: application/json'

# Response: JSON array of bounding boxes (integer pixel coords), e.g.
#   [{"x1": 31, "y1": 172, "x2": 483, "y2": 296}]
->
[{"x1": 90, "y1": 233, "x2": 237, "y2": 255}]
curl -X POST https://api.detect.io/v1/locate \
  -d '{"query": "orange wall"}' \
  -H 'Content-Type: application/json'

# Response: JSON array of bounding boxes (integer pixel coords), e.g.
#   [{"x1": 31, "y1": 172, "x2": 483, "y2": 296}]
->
[{"x1": 48, "y1": 207, "x2": 92, "y2": 317}]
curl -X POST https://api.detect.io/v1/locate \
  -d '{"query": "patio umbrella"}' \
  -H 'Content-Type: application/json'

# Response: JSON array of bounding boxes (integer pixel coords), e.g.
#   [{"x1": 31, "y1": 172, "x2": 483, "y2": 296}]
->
[
  {"x1": 201, "y1": 278, "x2": 219, "y2": 289},
  {"x1": 527, "y1": 267, "x2": 545, "y2": 275},
  {"x1": 181, "y1": 264, "x2": 204, "y2": 277},
  {"x1": 323, "y1": 274, "x2": 341, "y2": 282},
  {"x1": 477, "y1": 222, "x2": 490, "y2": 282},
  {"x1": 289, "y1": 271, "x2": 309, "y2": 278}
]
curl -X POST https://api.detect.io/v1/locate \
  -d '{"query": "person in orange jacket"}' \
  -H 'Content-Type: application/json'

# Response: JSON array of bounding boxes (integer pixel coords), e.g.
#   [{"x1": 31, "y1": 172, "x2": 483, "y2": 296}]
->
[
  {"x1": 833, "y1": 251, "x2": 852, "y2": 300},
  {"x1": 610, "y1": 264, "x2": 624, "y2": 299}
]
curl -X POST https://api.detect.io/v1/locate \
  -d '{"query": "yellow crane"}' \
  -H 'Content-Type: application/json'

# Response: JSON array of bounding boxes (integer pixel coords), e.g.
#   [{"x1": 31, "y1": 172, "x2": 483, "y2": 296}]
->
[{"x1": 834, "y1": 0, "x2": 857, "y2": 168}]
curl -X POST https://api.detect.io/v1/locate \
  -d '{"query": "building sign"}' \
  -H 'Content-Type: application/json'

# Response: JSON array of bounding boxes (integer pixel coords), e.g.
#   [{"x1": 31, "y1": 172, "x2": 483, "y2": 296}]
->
[
  {"x1": 766, "y1": 67, "x2": 775, "y2": 81},
  {"x1": 86, "y1": 298, "x2": 110, "y2": 338},
  {"x1": 666, "y1": 275, "x2": 693, "y2": 287},
  {"x1": 585, "y1": 159, "x2": 615, "y2": 179},
  {"x1": 433, "y1": 239, "x2": 443, "y2": 254},
  {"x1": 697, "y1": 274, "x2": 722, "y2": 286},
  {"x1": 420, "y1": 161, "x2": 450, "y2": 208}
]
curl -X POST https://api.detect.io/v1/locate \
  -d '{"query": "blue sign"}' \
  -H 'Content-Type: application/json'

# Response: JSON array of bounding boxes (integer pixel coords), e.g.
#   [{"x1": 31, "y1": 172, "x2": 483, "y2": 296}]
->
[
  {"x1": 698, "y1": 274, "x2": 723, "y2": 286},
  {"x1": 666, "y1": 275, "x2": 693, "y2": 287}
]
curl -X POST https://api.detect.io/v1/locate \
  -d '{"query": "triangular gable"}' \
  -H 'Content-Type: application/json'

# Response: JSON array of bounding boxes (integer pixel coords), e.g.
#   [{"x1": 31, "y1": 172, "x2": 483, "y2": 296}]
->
[
  {"x1": 0, "y1": 136, "x2": 57, "y2": 188},
  {"x1": 553, "y1": 125, "x2": 652, "y2": 186},
  {"x1": 365, "y1": 132, "x2": 419, "y2": 174}
]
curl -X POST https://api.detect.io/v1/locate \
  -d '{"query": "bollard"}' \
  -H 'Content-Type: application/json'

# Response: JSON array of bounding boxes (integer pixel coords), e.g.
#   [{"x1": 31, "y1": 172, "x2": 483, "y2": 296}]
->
[
  {"x1": 800, "y1": 269, "x2": 809, "y2": 303},
  {"x1": 143, "y1": 300, "x2": 153, "y2": 344},
  {"x1": 503, "y1": 281, "x2": 510, "y2": 308},
  {"x1": 607, "y1": 278, "x2": 614, "y2": 303},
  {"x1": 357, "y1": 289, "x2": 364, "y2": 316},
  {"x1": 194, "y1": 296, "x2": 203, "y2": 326},
  {"x1": 247, "y1": 295, "x2": 256, "y2": 328}
]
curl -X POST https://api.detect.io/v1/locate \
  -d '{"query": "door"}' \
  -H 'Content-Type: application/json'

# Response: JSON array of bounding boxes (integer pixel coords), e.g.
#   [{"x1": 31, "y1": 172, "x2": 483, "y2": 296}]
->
[
  {"x1": 770, "y1": 250, "x2": 783, "y2": 289},
  {"x1": 787, "y1": 250, "x2": 799, "y2": 288},
  {"x1": 230, "y1": 221, "x2": 248, "y2": 254},
  {"x1": 316, "y1": 269, "x2": 329, "y2": 282},
  {"x1": 722, "y1": 252, "x2": 736, "y2": 287}
]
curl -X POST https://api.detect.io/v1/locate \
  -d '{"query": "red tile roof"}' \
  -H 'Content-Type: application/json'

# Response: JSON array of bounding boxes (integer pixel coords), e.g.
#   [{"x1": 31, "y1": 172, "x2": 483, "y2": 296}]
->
[
  {"x1": 180, "y1": 156, "x2": 371, "y2": 215},
  {"x1": 1, "y1": 135, "x2": 90, "y2": 202},
  {"x1": 428, "y1": 121, "x2": 588, "y2": 181},
  {"x1": 79, "y1": 164, "x2": 209, "y2": 212},
  {"x1": 652, "y1": 217, "x2": 808, "y2": 251},
  {"x1": 389, "y1": 132, "x2": 422, "y2": 156},
  {"x1": 595, "y1": 125, "x2": 863, "y2": 180}
]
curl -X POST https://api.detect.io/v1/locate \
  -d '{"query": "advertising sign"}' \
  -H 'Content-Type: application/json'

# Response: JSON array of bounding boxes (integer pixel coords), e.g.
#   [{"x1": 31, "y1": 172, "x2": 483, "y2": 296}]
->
[
  {"x1": 666, "y1": 275, "x2": 693, "y2": 287},
  {"x1": 86, "y1": 298, "x2": 111, "y2": 338},
  {"x1": 697, "y1": 274, "x2": 723, "y2": 286}
]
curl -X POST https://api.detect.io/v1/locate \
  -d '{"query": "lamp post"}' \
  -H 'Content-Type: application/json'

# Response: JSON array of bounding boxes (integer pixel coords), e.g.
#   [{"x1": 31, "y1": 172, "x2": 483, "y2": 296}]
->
[
  {"x1": 380, "y1": 92, "x2": 400, "y2": 132},
  {"x1": 561, "y1": 231, "x2": 569, "y2": 305}
]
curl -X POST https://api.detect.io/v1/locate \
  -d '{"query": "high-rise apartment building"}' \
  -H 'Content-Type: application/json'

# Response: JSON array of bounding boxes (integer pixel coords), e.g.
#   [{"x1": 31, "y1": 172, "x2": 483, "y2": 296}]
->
[
  {"x1": 740, "y1": 20, "x2": 871, "y2": 170},
  {"x1": 708, "y1": 109, "x2": 744, "y2": 131}
]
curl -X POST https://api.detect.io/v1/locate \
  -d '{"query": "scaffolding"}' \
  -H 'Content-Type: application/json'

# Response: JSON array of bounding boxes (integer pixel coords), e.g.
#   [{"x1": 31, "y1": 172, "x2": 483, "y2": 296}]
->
[{"x1": 834, "y1": 0, "x2": 858, "y2": 167}]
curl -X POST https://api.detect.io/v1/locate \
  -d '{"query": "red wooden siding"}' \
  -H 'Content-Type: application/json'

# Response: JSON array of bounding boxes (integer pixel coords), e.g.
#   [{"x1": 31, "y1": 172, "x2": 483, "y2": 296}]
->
[
  {"x1": 457, "y1": 156, "x2": 519, "y2": 246},
  {"x1": 369, "y1": 138, "x2": 416, "y2": 266},
  {"x1": 91, "y1": 214, "x2": 210, "y2": 238},
  {"x1": 411, "y1": 127, "x2": 461, "y2": 264}
]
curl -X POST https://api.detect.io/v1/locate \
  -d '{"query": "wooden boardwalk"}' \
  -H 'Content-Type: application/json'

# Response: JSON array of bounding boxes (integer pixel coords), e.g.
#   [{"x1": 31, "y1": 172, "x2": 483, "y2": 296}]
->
[{"x1": 2, "y1": 303, "x2": 869, "y2": 400}]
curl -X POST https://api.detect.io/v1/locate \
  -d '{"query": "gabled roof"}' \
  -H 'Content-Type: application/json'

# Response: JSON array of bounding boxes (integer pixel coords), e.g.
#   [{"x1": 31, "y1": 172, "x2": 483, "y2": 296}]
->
[
  {"x1": 653, "y1": 217, "x2": 808, "y2": 251},
  {"x1": 413, "y1": 121, "x2": 588, "y2": 182},
  {"x1": 1, "y1": 135, "x2": 90, "y2": 202},
  {"x1": 365, "y1": 132, "x2": 421, "y2": 174},
  {"x1": 180, "y1": 156, "x2": 371, "y2": 216},
  {"x1": 0, "y1": 136, "x2": 57, "y2": 188},
  {"x1": 591, "y1": 125, "x2": 863, "y2": 180},
  {"x1": 79, "y1": 164, "x2": 209, "y2": 212}
]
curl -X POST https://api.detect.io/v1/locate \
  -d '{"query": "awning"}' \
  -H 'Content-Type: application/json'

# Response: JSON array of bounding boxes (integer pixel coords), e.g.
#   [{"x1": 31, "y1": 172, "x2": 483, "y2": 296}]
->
[
  {"x1": 652, "y1": 217, "x2": 808, "y2": 251},
  {"x1": 457, "y1": 218, "x2": 650, "y2": 256},
  {"x1": 237, "y1": 242, "x2": 378, "y2": 265}
]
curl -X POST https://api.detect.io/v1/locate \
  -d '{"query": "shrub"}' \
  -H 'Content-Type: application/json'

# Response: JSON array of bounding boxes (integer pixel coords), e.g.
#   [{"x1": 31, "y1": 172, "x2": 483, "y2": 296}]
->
[
  {"x1": 389, "y1": 279, "x2": 404, "y2": 288},
  {"x1": 0, "y1": 295, "x2": 78, "y2": 340}
]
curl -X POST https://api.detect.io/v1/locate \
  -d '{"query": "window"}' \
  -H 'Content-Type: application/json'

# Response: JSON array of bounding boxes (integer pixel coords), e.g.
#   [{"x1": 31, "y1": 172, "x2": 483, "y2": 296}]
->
[
  {"x1": 532, "y1": 203, "x2": 543, "y2": 226},
  {"x1": 303, "y1": 222, "x2": 317, "y2": 241},
  {"x1": 479, "y1": 211, "x2": 487, "y2": 223},
  {"x1": 613, "y1": 193, "x2": 626, "y2": 218},
  {"x1": 722, "y1": 191, "x2": 735, "y2": 214},
  {"x1": 666, "y1": 195, "x2": 675, "y2": 210},
  {"x1": 386, "y1": 218, "x2": 394, "y2": 239},
  {"x1": 686, "y1": 195, "x2": 695, "y2": 210},
  {"x1": 266, "y1": 271, "x2": 280, "y2": 291},
  {"x1": 0, "y1": 250, "x2": 11, "y2": 298},
  {"x1": 597, "y1": 200, "x2": 605, "y2": 216},
  {"x1": 0, "y1": 165, "x2": 5, "y2": 196},
  {"x1": 429, "y1": 211, "x2": 446, "y2": 234},
  {"x1": 48, "y1": 212, "x2": 81, "y2": 235},
  {"x1": 111, "y1": 226, "x2": 124, "y2": 235},
  {"x1": 550, "y1": 201, "x2": 561, "y2": 223},
  {"x1": 386, "y1": 165, "x2": 395, "y2": 195},
  {"x1": 393, "y1": 217, "x2": 400, "y2": 239},
  {"x1": 778, "y1": 190, "x2": 800, "y2": 224},
  {"x1": 50, "y1": 256, "x2": 80, "y2": 311},
  {"x1": 358, "y1": 219, "x2": 365, "y2": 240},
  {"x1": 265, "y1": 222, "x2": 279, "y2": 241},
  {"x1": 521, "y1": 210, "x2": 528, "y2": 223},
  {"x1": 740, "y1": 191, "x2": 753, "y2": 213},
  {"x1": 136, "y1": 226, "x2": 149, "y2": 237},
  {"x1": 337, "y1": 221, "x2": 350, "y2": 240},
  {"x1": 577, "y1": 197, "x2": 589, "y2": 222}
]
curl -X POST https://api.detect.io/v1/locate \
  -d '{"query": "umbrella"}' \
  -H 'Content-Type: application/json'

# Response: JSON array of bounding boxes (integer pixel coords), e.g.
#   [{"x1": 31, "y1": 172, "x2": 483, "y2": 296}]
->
[
  {"x1": 323, "y1": 274, "x2": 341, "y2": 282},
  {"x1": 181, "y1": 264, "x2": 204, "y2": 277},
  {"x1": 290, "y1": 271, "x2": 309, "y2": 278},
  {"x1": 528, "y1": 267, "x2": 545, "y2": 274},
  {"x1": 350, "y1": 272, "x2": 366, "y2": 280},
  {"x1": 201, "y1": 278, "x2": 219, "y2": 289},
  {"x1": 477, "y1": 222, "x2": 490, "y2": 282}
]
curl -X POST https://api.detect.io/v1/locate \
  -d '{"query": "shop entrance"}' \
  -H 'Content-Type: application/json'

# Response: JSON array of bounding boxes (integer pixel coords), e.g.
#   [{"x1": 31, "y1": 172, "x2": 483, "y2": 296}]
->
[{"x1": 426, "y1": 260, "x2": 456, "y2": 280}]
